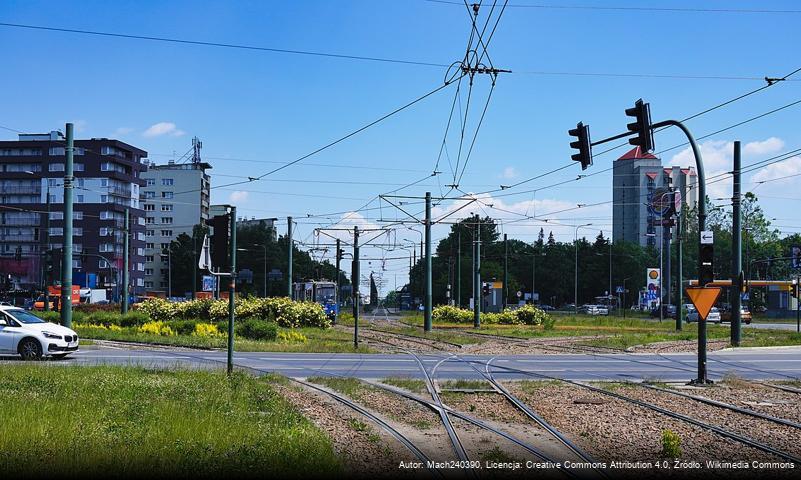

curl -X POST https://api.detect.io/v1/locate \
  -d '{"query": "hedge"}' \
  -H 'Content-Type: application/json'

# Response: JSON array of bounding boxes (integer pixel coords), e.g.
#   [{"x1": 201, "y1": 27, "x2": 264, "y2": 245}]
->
[{"x1": 432, "y1": 304, "x2": 550, "y2": 326}]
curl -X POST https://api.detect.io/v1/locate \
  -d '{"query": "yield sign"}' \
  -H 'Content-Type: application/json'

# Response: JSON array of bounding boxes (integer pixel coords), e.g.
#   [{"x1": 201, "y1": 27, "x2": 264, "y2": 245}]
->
[{"x1": 685, "y1": 286, "x2": 722, "y2": 321}]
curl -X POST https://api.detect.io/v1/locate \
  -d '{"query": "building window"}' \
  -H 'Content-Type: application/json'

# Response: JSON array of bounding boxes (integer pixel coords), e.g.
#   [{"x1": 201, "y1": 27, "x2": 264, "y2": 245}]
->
[
  {"x1": 160, "y1": 230, "x2": 173, "y2": 237},
  {"x1": 161, "y1": 192, "x2": 173, "y2": 199},
  {"x1": 73, "y1": 228, "x2": 83, "y2": 236},
  {"x1": 160, "y1": 269, "x2": 169, "y2": 276},
  {"x1": 160, "y1": 281, "x2": 168, "y2": 288},
  {"x1": 146, "y1": 242, "x2": 154, "y2": 249},
  {"x1": 144, "y1": 281, "x2": 153, "y2": 288},
  {"x1": 49, "y1": 163, "x2": 65, "y2": 172},
  {"x1": 49, "y1": 147, "x2": 85, "y2": 156},
  {"x1": 0, "y1": 148, "x2": 42, "y2": 157},
  {"x1": 137, "y1": 278, "x2": 144, "y2": 287},
  {"x1": 73, "y1": 211, "x2": 83, "y2": 220},
  {"x1": 137, "y1": 248, "x2": 144, "y2": 256},
  {"x1": 144, "y1": 204, "x2": 155, "y2": 211},
  {"x1": 49, "y1": 227, "x2": 63, "y2": 236},
  {"x1": 146, "y1": 230, "x2": 154, "y2": 237},
  {"x1": 49, "y1": 212, "x2": 64, "y2": 220},
  {"x1": 137, "y1": 232, "x2": 145, "y2": 241},
  {"x1": 160, "y1": 243, "x2": 170, "y2": 249},
  {"x1": 161, "y1": 217, "x2": 173, "y2": 224},
  {"x1": 146, "y1": 178, "x2": 156, "y2": 186},
  {"x1": 161, "y1": 204, "x2": 173, "y2": 212},
  {"x1": 145, "y1": 268, "x2": 154, "y2": 275},
  {"x1": 99, "y1": 243, "x2": 114, "y2": 253},
  {"x1": 76, "y1": 195, "x2": 84, "y2": 203},
  {"x1": 145, "y1": 255, "x2": 154, "y2": 262},
  {"x1": 100, "y1": 228, "x2": 111, "y2": 236},
  {"x1": 74, "y1": 163, "x2": 85, "y2": 172},
  {"x1": 146, "y1": 217, "x2": 155, "y2": 224},
  {"x1": 144, "y1": 191, "x2": 155, "y2": 199},
  {"x1": 162, "y1": 178, "x2": 174, "y2": 186}
]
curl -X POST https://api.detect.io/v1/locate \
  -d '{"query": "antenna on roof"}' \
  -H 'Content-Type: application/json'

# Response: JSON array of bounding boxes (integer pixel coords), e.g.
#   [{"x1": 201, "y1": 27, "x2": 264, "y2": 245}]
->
[{"x1": 192, "y1": 136, "x2": 202, "y2": 164}]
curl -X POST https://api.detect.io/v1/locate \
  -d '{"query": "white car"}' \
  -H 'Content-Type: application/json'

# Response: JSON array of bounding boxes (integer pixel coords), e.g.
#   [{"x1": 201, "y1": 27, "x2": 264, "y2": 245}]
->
[
  {"x1": 686, "y1": 305, "x2": 721, "y2": 324},
  {"x1": 0, "y1": 306, "x2": 79, "y2": 359}
]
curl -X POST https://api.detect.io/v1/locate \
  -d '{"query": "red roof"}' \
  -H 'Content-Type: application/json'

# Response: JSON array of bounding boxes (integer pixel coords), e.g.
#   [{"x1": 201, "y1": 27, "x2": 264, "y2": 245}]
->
[
  {"x1": 618, "y1": 146, "x2": 658, "y2": 160},
  {"x1": 645, "y1": 172, "x2": 658, "y2": 179}
]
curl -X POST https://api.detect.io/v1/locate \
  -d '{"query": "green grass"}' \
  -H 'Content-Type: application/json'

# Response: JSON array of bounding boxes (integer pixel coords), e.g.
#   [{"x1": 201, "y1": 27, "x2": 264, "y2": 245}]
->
[
  {"x1": 441, "y1": 379, "x2": 490, "y2": 390},
  {"x1": 75, "y1": 324, "x2": 373, "y2": 353},
  {"x1": 0, "y1": 365, "x2": 341, "y2": 477},
  {"x1": 381, "y1": 377, "x2": 426, "y2": 394},
  {"x1": 481, "y1": 446, "x2": 517, "y2": 464},
  {"x1": 307, "y1": 376, "x2": 367, "y2": 398}
]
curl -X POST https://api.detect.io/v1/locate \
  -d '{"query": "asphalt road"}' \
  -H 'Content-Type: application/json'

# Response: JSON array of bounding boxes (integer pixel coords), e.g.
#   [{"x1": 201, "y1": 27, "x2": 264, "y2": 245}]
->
[{"x1": 6, "y1": 346, "x2": 800, "y2": 382}]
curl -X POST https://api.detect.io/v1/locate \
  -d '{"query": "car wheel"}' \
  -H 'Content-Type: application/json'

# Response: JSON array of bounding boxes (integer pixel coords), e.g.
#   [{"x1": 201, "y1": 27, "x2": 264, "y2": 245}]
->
[{"x1": 19, "y1": 338, "x2": 43, "y2": 360}]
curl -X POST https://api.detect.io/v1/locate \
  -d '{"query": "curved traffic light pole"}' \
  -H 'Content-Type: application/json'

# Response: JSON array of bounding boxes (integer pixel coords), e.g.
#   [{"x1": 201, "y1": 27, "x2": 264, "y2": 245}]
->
[{"x1": 651, "y1": 120, "x2": 709, "y2": 385}]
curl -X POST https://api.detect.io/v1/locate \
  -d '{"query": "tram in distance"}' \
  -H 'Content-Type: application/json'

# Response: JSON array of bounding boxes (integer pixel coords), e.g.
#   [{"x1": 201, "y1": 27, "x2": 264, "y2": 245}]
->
[{"x1": 292, "y1": 280, "x2": 338, "y2": 319}]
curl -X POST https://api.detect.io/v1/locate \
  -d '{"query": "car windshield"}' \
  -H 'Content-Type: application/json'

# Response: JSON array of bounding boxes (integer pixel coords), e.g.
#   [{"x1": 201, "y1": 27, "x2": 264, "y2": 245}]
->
[{"x1": 7, "y1": 309, "x2": 47, "y2": 324}]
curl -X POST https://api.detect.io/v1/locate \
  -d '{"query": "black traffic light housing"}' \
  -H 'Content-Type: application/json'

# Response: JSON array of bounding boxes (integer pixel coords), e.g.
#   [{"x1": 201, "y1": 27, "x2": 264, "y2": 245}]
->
[
  {"x1": 205, "y1": 214, "x2": 230, "y2": 270},
  {"x1": 699, "y1": 244, "x2": 714, "y2": 287},
  {"x1": 792, "y1": 281, "x2": 799, "y2": 299},
  {"x1": 568, "y1": 122, "x2": 593, "y2": 170},
  {"x1": 625, "y1": 99, "x2": 654, "y2": 152},
  {"x1": 482, "y1": 282, "x2": 490, "y2": 297}
]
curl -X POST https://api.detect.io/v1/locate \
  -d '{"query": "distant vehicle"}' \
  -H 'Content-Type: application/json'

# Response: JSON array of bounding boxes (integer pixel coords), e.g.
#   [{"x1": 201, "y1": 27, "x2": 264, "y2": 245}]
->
[
  {"x1": 686, "y1": 305, "x2": 721, "y2": 324},
  {"x1": 582, "y1": 305, "x2": 608, "y2": 316},
  {"x1": 720, "y1": 306, "x2": 752, "y2": 325},
  {"x1": 0, "y1": 305, "x2": 79, "y2": 359},
  {"x1": 651, "y1": 304, "x2": 677, "y2": 319},
  {"x1": 561, "y1": 303, "x2": 576, "y2": 311},
  {"x1": 538, "y1": 305, "x2": 555, "y2": 312}
]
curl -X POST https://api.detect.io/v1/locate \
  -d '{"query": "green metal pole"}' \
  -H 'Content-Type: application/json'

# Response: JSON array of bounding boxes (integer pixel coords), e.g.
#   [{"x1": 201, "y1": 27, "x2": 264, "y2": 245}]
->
[
  {"x1": 473, "y1": 220, "x2": 481, "y2": 328},
  {"x1": 424, "y1": 192, "x2": 432, "y2": 332},
  {"x1": 731, "y1": 141, "x2": 742, "y2": 346},
  {"x1": 456, "y1": 226, "x2": 461, "y2": 308},
  {"x1": 227, "y1": 207, "x2": 237, "y2": 375},
  {"x1": 503, "y1": 233, "x2": 508, "y2": 309},
  {"x1": 334, "y1": 238, "x2": 341, "y2": 325},
  {"x1": 352, "y1": 226, "x2": 360, "y2": 348},
  {"x1": 677, "y1": 208, "x2": 683, "y2": 331},
  {"x1": 43, "y1": 184, "x2": 50, "y2": 312},
  {"x1": 121, "y1": 208, "x2": 129, "y2": 314},
  {"x1": 60, "y1": 123, "x2": 74, "y2": 329},
  {"x1": 192, "y1": 233, "x2": 197, "y2": 300},
  {"x1": 287, "y1": 216, "x2": 293, "y2": 298}
]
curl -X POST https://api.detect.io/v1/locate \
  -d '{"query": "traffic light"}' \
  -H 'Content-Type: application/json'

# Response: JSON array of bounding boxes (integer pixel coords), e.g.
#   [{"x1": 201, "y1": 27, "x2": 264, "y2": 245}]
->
[
  {"x1": 792, "y1": 280, "x2": 799, "y2": 299},
  {"x1": 699, "y1": 244, "x2": 714, "y2": 287},
  {"x1": 45, "y1": 250, "x2": 54, "y2": 274},
  {"x1": 206, "y1": 214, "x2": 230, "y2": 270},
  {"x1": 568, "y1": 122, "x2": 593, "y2": 170},
  {"x1": 336, "y1": 248, "x2": 345, "y2": 262},
  {"x1": 625, "y1": 99, "x2": 654, "y2": 152},
  {"x1": 482, "y1": 283, "x2": 490, "y2": 297}
]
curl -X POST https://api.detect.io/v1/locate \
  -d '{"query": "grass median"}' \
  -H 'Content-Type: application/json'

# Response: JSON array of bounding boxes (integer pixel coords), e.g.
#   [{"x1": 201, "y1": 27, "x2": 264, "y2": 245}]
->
[{"x1": 0, "y1": 365, "x2": 341, "y2": 477}]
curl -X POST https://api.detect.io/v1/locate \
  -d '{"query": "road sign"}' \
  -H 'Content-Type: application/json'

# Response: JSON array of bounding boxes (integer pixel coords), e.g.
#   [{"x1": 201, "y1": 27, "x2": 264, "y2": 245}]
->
[
  {"x1": 685, "y1": 286, "x2": 722, "y2": 321},
  {"x1": 516, "y1": 290, "x2": 522, "y2": 298},
  {"x1": 701, "y1": 230, "x2": 714, "y2": 244},
  {"x1": 616, "y1": 286, "x2": 625, "y2": 294}
]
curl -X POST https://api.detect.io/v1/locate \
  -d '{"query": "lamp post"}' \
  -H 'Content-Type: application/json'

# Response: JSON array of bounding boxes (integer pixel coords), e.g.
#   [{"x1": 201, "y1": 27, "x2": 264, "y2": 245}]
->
[{"x1": 574, "y1": 223, "x2": 593, "y2": 314}]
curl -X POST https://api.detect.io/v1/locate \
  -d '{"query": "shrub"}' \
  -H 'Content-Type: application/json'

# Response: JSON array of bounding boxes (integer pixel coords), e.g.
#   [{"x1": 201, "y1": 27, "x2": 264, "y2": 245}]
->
[
  {"x1": 433, "y1": 305, "x2": 473, "y2": 324},
  {"x1": 277, "y1": 330, "x2": 307, "y2": 343},
  {"x1": 169, "y1": 320, "x2": 199, "y2": 336},
  {"x1": 35, "y1": 311, "x2": 61, "y2": 324},
  {"x1": 138, "y1": 321, "x2": 176, "y2": 336},
  {"x1": 120, "y1": 311, "x2": 151, "y2": 328},
  {"x1": 237, "y1": 319, "x2": 278, "y2": 341},
  {"x1": 661, "y1": 429, "x2": 682, "y2": 458},
  {"x1": 74, "y1": 303, "x2": 119, "y2": 314},
  {"x1": 192, "y1": 323, "x2": 222, "y2": 338},
  {"x1": 87, "y1": 311, "x2": 120, "y2": 326},
  {"x1": 514, "y1": 305, "x2": 549, "y2": 326},
  {"x1": 542, "y1": 315, "x2": 556, "y2": 330}
]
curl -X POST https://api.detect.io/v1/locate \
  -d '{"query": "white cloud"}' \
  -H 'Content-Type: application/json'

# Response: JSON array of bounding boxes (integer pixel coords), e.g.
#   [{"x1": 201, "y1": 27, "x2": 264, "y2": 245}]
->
[
  {"x1": 228, "y1": 190, "x2": 249, "y2": 203},
  {"x1": 669, "y1": 137, "x2": 786, "y2": 200},
  {"x1": 751, "y1": 156, "x2": 801, "y2": 186},
  {"x1": 499, "y1": 166, "x2": 518, "y2": 179},
  {"x1": 143, "y1": 122, "x2": 186, "y2": 138}
]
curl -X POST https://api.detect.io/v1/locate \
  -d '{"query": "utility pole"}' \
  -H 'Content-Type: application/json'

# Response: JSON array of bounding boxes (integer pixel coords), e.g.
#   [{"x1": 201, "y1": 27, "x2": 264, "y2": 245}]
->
[
  {"x1": 424, "y1": 192, "x2": 432, "y2": 332},
  {"x1": 192, "y1": 233, "x2": 197, "y2": 300},
  {"x1": 227, "y1": 207, "x2": 237, "y2": 375},
  {"x1": 456, "y1": 225, "x2": 461, "y2": 308},
  {"x1": 61, "y1": 123, "x2": 74, "y2": 329},
  {"x1": 352, "y1": 226, "x2": 360, "y2": 348},
  {"x1": 287, "y1": 216, "x2": 293, "y2": 298},
  {"x1": 121, "y1": 208, "x2": 129, "y2": 314},
  {"x1": 677, "y1": 201, "x2": 684, "y2": 331},
  {"x1": 731, "y1": 141, "x2": 743, "y2": 346},
  {"x1": 335, "y1": 238, "x2": 341, "y2": 325},
  {"x1": 503, "y1": 233, "x2": 508, "y2": 309},
  {"x1": 43, "y1": 182, "x2": 51, "y2": 312},
  {"x1": 473, "y1": 219, "x2": 481, "y2": 328}
]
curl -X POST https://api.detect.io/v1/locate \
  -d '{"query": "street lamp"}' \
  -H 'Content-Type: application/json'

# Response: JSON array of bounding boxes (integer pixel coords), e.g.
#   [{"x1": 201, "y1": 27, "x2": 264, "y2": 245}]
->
[{"x1": 574, "y1": 223, "x2": 593, "y2": 314}]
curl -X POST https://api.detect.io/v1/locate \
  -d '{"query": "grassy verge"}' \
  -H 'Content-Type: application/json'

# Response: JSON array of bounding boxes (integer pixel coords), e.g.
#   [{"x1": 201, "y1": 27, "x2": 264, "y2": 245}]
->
[
  {"x1": 381, "y1": 377, "x2": 426, "y2": 394},
  {"x1": 74, "y1": 325, "x2": 373, "y2": 353},
  {"x1": 0, "y1": 365, "x2": 341, "y2": 477}
]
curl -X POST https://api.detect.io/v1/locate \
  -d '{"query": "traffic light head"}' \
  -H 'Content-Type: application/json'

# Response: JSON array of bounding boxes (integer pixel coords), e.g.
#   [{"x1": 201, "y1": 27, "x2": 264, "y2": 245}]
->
[
  {"x1": 208, "y1": 214, "x2": 230, "y2": 270},
  {"x1": 568, "y1": 122, "x2": 593, "y2": 170},
  {"x1": 625, "y1": 99, "x2": 654, "y2": 152},
  {"x1": 699, "y1": 244, "x2": 714, "y2": 286},
  {"x1": 482, "y1": 283, "x2": 490, "y2": 296}
]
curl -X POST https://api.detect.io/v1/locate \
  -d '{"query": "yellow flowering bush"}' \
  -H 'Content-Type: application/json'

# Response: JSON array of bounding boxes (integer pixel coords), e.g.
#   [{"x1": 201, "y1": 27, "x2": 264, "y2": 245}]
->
[
  {"x1": 277, "y1": 330, "x2": 307, "y2": 343},
  {"x1": 138, "y1": 321, "x2": 176, "y2": 336},
  {"x1": 192, "y1": 323, "x2": 222, "y2": 338}
]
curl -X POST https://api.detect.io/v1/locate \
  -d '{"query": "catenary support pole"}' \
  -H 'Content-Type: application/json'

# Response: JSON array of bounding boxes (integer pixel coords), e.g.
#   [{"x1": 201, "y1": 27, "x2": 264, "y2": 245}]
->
[
  {"x1": 287, "y1": 216, "x2": 293, "y2": 298},
  {"x1": 424, "y1": 192, "x2": 432, "y2": 332},
  {"x1": 677, "y1": 203, "x2": 684, "y2": 331},
  {"x1": 732, "y1": 141, "x2": 743, "y2": 346},
  {"x1": 335, "y1": 238, "x2": 341, "y2": 324},
  {"x1": 121, "y1": 208, "x2": 129, "y2": 314},
  {"x1": 227, "y1": 206, "x2": 237, "y2": 375},
  {"x1": 456, "y1": 225, "x2": 461, "y2": 308},
  {"x1": 473, "y1": 220, "x2": 481, "y2": 328},
  {"x1": 61, "y1": 123, "x2": 74, "y2": 328},
  {"x1": 353, "y1": 226, "x2": 360, "y2": 348},
  {"x1": 503, "y1": 233, "x2": 508, "y2": 309}
]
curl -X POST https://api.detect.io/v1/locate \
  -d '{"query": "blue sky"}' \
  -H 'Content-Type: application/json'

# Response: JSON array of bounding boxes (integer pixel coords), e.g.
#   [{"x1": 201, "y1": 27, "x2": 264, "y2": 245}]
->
[{"x1": 2, "y1": 0, "x2": 800, "y2": 289}]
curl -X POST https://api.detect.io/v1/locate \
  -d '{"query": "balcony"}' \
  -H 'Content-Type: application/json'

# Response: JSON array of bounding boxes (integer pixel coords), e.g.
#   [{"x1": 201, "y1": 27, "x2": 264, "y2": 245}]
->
[{"x1": 0, "y1": 186, "x2": 41, "y2": 195}]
